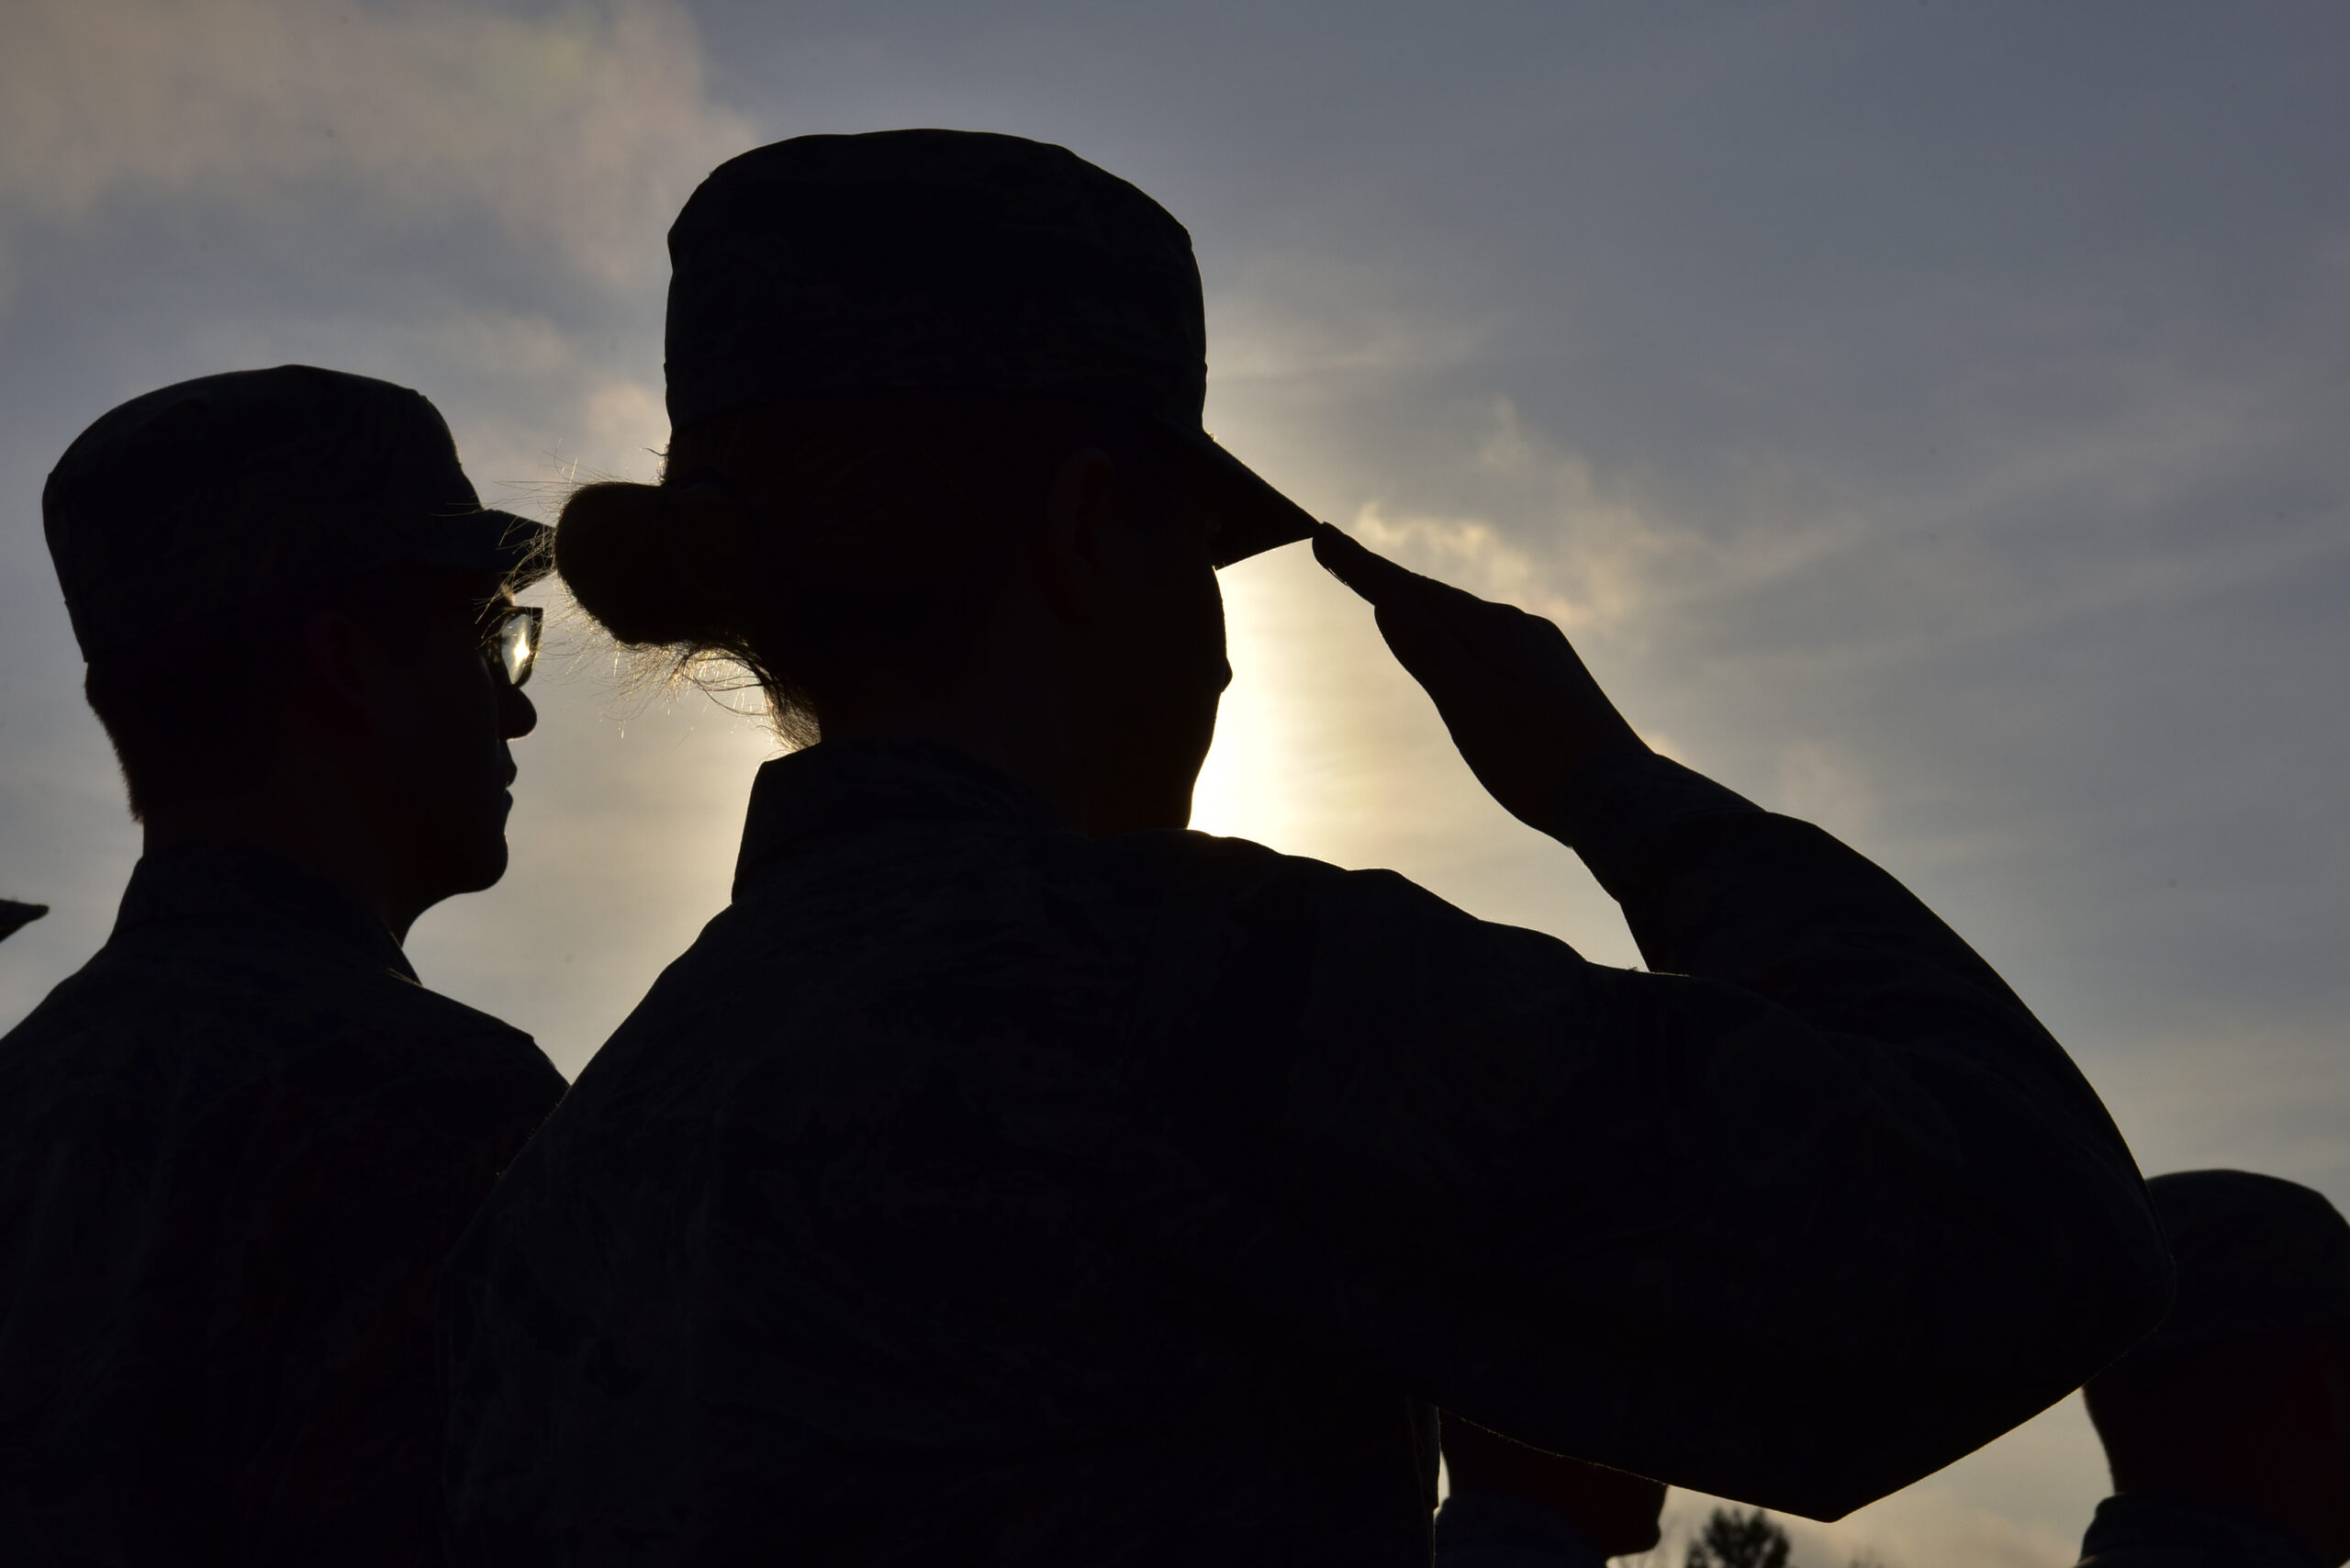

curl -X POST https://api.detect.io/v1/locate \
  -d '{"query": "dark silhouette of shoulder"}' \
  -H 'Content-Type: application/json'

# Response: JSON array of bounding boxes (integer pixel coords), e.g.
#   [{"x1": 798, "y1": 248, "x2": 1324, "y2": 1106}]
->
[
  {"x1": 0, "y1": 847, "x2": 565, "y2": 1566},
  {"x1": 446, "y1": 740, "x2": 2167, "y2": 1564}
]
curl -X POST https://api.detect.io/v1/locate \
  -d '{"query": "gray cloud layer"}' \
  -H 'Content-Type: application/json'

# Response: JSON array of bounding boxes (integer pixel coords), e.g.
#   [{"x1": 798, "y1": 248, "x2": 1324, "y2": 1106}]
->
[{"x1": 3, "y1": 5, "x2": 2344, "y2": 1562}]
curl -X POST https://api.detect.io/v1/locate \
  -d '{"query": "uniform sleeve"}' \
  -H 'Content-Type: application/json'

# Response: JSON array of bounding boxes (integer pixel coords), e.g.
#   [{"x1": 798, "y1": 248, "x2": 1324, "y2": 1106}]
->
[{"x1": 1147, "y1": 752, "x2": 2171, "y2": 1521}]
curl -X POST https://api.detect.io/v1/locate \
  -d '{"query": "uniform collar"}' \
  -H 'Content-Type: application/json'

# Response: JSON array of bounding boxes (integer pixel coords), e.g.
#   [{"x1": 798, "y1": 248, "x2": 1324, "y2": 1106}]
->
[
  {"x1": 115, "y1": 845, "x2": 416, "y2": 982},
  {"x1": 732, "y1": 739, "x2": 1067, "y2": 901},
  {"x1": 2080, "y1": 1492, "x2": 2326, "y2": 1567}
]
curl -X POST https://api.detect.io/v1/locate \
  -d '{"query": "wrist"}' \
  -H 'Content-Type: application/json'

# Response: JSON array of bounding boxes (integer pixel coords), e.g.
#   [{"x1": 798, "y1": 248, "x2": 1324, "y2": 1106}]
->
[{"x1": 1528, "y1": 734, "x2": 1655, "y2": 843}]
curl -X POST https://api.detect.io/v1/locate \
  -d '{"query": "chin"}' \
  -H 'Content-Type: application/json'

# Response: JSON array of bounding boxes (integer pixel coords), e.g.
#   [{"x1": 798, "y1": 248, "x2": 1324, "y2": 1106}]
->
[
  {"x1": 465, "y1": 836, "x2": 513, "y2": 892},
  {"x1": 432, "y1": 829, "x2": 512, "y2": 898}
]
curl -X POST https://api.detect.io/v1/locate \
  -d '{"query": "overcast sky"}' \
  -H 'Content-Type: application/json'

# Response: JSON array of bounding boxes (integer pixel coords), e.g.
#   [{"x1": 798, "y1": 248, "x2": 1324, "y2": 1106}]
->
[{"x1": 4, "y1": 4, "x2": 2346, "y2": 1563}]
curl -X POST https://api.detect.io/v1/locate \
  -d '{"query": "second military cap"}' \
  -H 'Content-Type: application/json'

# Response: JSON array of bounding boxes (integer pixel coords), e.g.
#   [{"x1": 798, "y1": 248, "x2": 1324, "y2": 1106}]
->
[
  {"x1": 2128, "y1": 1169, "x2": 2350, "y2": 1360},
  {"x1": 45, "y1": 365, "x2": 550, "y2": 663}
]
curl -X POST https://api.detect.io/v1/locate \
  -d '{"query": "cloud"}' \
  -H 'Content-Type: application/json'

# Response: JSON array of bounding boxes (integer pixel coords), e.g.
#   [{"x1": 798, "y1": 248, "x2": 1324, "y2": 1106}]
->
[
  {"x1": 1338, "y1": 397, "x2": 1879, "y2": 645},
  {"x1": 1344, "y1": 398, "x2": 1677, "y2": 631},
  {"x1": 0, "y1": 0, "x2": 755, "y2": 288},
  {"x1": 1774, "y1": 742, "x2": 1876, "y2": 841},
  {"x1": 1209, "y1": 252, "x2": 1494, "y2": 383},
  {"x1": 0, "y1": 0, "x2": 758, "y2": 1058}
]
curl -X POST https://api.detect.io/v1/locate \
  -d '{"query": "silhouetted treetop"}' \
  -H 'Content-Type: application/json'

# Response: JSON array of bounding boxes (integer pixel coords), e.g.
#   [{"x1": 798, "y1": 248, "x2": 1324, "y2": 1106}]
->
[{"x1": 1686, "y1": 1506, "x2": 1792, "y2": 1568}]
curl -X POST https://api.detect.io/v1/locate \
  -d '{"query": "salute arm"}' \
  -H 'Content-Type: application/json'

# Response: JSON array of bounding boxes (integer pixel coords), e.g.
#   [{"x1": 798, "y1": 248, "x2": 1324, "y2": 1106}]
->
[{"x1": 1264, "y1": 529, "x2": 2172, "y2": 1518}]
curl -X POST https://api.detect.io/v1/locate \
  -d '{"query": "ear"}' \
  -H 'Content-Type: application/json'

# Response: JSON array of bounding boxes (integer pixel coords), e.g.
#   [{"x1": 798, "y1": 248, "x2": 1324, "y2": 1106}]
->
[
  {"x1": 287, "y1": 608, "x2": 384, "y2": 748},
  {"x1": 1035, "y1": 447, "x2": 1122, "y2": 627}
]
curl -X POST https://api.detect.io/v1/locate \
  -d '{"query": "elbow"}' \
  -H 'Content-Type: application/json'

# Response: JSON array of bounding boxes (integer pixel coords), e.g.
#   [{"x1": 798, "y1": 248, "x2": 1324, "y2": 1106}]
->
[{"x1": 1694, "y1": 1215, "x2": 2176, "y2": 1521}]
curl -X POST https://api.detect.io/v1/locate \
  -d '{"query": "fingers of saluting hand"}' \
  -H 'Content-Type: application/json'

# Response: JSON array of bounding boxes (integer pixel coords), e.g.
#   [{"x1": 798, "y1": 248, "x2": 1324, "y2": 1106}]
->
[
  {"x1": 1311, "y1": 521, "x2": 1541, "y2": 680},
  {"x1": 1310, "y1": 523, "x2": 1469, "y2": 690},
  {"x1": 1308, "y1": 521, "x2": 1645, "y2": 832},
  {"x1": 1313, "y1": 522, "x2": 1488, "y2": 622},
  {"x1": 1310, "y1": 521, "x2": 1414, "y2": 600}
]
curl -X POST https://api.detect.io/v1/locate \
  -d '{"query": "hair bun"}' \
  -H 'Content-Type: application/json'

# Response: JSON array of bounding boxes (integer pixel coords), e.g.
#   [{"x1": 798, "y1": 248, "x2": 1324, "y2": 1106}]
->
[{"x1": 555, "y1": 480, "x2": 747, "y2": 648}]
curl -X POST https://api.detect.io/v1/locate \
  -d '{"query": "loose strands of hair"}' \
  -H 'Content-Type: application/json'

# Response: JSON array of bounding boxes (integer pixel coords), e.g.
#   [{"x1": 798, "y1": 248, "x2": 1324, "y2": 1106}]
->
[
  {"x1": 554, "y1": 391, "x2": 1170, "y2": 749},
  {"x1": 556, "y1": 473, "x2": 807, "y2": 745}
]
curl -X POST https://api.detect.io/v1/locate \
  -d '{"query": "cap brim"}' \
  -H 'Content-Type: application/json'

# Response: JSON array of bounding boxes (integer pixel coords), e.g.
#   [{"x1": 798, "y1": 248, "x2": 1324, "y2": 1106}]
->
[
  {"x1": 412, "y1": 508, "x2": 555, "y2": 589},
  {"x1": 1177, "y1": 433, "x2": 1320, "y2": 568}
]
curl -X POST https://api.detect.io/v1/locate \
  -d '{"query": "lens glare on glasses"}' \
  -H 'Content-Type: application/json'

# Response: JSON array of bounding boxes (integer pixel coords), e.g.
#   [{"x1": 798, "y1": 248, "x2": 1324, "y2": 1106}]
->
[{"x1": 489, "y1": 606, "x2": 543, "y2": 689}]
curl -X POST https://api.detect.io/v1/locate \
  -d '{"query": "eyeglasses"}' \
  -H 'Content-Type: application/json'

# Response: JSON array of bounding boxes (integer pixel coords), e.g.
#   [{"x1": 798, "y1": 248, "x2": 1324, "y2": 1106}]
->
[{"x1": 482, "y1": 604, "x2": 543, "y2": 689}]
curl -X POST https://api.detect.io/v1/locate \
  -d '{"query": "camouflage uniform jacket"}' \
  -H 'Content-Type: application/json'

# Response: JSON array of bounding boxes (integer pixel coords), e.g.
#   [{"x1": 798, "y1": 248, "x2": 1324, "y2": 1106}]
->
[
  {"x1": 443, "y1": 740, "x2": 2170, "y2": 1566},
  {"x1": 0, "y1": 846, "x2": 565, "y2": 1566},
  {"x1": 2076, "y1": 1494, "x2": 2327, "y2": 1568}
]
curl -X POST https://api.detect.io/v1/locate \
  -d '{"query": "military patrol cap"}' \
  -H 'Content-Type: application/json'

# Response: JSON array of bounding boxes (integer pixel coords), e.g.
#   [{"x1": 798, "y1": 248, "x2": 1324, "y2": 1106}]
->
[
  {"x1": 2127, "y1": 1170, "x2": 2350, "y2": 1360},
  {"x1": 664, "y1": 129, "x2": 1319, "y2": 567},
  {"x1": 44, "y1": 365, "x2": 550, "y2": 662}
]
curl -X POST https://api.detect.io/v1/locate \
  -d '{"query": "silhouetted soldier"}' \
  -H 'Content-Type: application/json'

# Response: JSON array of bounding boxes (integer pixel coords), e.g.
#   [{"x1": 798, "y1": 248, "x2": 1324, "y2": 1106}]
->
[
  {"x1": 0, "y1": 367, "x2": 568, "y2": 1565},
  {"x1": 2077, "y1": 1170, "x2": 2350, "y2": 1567},
  {"x1": 1438, "y1": 1411, "x2": 1667, "y2": 1565},
  {"x1": 442, "y1": 130, "x2": 2172, "y2": 1565}
]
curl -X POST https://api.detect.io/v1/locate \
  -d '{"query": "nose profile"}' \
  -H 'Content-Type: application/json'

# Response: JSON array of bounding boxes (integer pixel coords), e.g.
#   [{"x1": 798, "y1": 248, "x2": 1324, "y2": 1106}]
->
[{"x1": 499, "y1": 683, "x2": 538, "y2": 741}]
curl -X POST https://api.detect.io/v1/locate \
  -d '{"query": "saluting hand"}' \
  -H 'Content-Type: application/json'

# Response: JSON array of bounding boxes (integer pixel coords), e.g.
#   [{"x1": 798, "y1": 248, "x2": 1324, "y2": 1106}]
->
[{"x1": 1311, "y1": 523, "x2": 1648, "y2": 836}]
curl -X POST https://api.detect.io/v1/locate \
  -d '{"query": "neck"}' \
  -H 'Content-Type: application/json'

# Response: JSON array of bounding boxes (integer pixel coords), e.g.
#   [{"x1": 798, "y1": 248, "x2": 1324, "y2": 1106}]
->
[
  {"x1": 141, "y1": 772, "x2": 420, "y2": 943},
  {"x1": 814, "y1": 602, "x2": 1098, "y2": 834}
]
